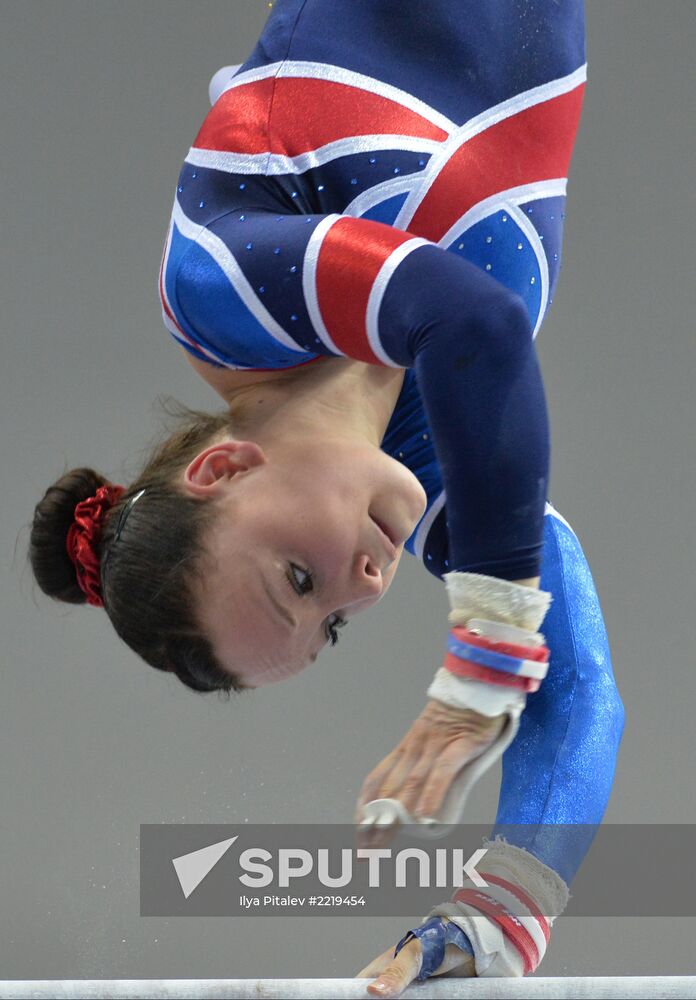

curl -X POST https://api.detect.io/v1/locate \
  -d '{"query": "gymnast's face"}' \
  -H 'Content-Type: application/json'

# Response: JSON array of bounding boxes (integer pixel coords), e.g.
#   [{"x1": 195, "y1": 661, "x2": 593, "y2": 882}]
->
[{"x1": 183, "y1": 435, "x2": 428, "y2": 688}]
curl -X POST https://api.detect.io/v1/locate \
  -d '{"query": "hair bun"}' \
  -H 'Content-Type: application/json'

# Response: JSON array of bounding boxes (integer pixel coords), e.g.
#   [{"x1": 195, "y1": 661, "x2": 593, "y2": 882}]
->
[{"x1": 30, "y1": 467, "x2": 110, "y2": 604}]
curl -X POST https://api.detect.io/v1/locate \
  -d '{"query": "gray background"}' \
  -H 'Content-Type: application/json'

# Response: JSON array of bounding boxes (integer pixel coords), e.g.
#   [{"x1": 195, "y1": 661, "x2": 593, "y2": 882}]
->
[{"x1": 1, "y1": 0, "x2": 694, "y2": 981}]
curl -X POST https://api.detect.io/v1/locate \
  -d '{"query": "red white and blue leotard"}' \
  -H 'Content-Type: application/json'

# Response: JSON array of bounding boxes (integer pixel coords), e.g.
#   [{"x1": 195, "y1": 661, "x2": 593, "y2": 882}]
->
[
  {"x1": 160, "y1": 0, "x2": 588, "y2": 583},
  {"x1": 159, "y1": 0, "x2": 623, "y2": 927}
]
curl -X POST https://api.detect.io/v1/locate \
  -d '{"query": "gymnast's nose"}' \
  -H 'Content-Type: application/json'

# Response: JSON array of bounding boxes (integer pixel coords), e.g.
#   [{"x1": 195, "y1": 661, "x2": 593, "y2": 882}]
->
[{"x1": 349, "y1": 552, "x2": 386, "y2": 603}]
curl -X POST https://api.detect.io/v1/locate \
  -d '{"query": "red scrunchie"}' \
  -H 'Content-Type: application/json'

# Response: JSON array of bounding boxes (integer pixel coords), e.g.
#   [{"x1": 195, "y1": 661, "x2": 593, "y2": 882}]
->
[{"x1": 65, "y1": 484, "x2": 125, "y2": 607}]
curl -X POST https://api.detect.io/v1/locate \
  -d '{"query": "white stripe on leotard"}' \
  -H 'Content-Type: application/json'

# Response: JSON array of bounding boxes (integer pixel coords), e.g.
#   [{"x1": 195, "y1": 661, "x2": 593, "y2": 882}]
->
[{"x1": 171, "y1": 200, "x2": 306, "y2": 355}]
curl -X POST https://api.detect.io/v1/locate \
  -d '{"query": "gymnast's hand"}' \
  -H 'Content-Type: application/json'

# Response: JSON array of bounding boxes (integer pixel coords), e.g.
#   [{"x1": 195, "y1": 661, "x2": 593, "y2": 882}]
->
[
  {"x1": 354, "y1": 698, "x2": 505, "y2": 847},
  {"x1": 354, "y1": 917, "x2": 475, "y2": 998}
]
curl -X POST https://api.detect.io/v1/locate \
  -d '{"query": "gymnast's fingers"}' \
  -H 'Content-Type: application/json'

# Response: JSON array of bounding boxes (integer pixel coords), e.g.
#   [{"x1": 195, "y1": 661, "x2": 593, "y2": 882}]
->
[
  {"x1": 356, "y1": 936, "x2": 423, "y2": 999},
  {"x1": 407, "y1": 737, "x2": 475, "y2": 818},
  {"x1": 373, "y1": 720, "x2": 444, "y2": 815},
  {"x1": 355, "y1": 818, "x2": 402, "y2": 851},
  {"x1": 374, "y1": 740, "x2": 430, "y2": 802},
  {"x1": 354, "y1": 714, "x2": 434, "y2": 821},
  {"x1": 354, "y1": 944, "x2": 396, "y2": 979},
  {"x1": 353, "y1": 743, "x2": 406, "y2": 823},
  {"x1": 381, "y1": 756, "x2": 436, "y2": 818}
]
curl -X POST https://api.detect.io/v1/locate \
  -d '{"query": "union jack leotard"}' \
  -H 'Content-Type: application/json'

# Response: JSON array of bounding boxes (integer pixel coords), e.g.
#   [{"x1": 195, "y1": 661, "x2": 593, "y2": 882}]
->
[
  {"x1": 159, "y1": 0, "x2": 587, "y2": 583},
  {"x1": 159, "y1": 0, "x2": 623, "y2": 927}
]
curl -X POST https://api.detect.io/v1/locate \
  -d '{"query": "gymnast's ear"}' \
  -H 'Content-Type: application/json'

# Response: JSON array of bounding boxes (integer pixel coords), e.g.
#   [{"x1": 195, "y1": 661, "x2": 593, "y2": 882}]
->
[{"x1": 182, "y1": 440, "x2": 266, "y2": 496}]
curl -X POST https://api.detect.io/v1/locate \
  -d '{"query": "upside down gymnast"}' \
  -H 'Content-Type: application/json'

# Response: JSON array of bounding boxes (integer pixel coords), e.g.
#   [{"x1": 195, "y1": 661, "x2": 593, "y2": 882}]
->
[{"x1": 29, "y1": 0, "x2": 625, "y2": 993}]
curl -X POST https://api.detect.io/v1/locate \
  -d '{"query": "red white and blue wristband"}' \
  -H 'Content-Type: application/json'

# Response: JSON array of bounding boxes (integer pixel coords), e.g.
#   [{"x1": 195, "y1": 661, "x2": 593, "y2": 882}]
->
[{"x1": 443, "y1": 622, "x2": 550, "y2": 694}]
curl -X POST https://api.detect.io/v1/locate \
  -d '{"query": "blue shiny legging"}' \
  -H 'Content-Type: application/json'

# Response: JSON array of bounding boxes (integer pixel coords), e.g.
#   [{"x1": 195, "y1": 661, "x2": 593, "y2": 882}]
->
[{"x1": 396, "y1": 507, "x2": 625, "y2": 977}]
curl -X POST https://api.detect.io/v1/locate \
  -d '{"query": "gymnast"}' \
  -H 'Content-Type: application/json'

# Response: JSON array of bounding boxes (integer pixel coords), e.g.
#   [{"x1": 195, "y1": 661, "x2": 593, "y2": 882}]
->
[{"x1": 29, "y1": 1, "x2": 625, "y2": 993}]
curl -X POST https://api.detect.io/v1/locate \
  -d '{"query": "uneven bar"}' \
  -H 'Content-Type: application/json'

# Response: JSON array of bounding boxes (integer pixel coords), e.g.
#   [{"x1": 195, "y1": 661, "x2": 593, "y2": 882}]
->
[{"x1": 1, "y1": 980, "x2": 695, "y2": 999}]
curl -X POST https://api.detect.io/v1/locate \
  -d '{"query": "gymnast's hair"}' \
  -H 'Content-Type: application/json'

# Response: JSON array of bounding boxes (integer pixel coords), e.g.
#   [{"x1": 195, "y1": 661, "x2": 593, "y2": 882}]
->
[{"x1": 28, "y1": 398, "x2": 248, "y2": 696}]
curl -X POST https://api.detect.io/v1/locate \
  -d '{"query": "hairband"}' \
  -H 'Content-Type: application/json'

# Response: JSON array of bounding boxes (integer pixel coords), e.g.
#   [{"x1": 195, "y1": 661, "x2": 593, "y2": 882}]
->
[{"x1": 65, "y1": 486, "x2": 145, "y2": 607}]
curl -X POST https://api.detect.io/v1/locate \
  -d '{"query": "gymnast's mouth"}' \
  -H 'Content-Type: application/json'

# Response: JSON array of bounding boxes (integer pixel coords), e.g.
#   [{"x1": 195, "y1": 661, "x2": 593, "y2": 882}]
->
[{"x1": 370, "y1": 514, "x2": 398, "y2": 562}]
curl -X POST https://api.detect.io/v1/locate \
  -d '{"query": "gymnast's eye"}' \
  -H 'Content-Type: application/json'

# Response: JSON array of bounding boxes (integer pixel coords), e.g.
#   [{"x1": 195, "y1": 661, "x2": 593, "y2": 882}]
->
[
  {"x1": 286, "y1": 563, "x2": 348, "y2": 646},
  {"x1": 288, "y1": 562, "x2": 314, "y2": 595},
  {"x1": 325, "y1": 612, "x2": 348, "y2": 646}
]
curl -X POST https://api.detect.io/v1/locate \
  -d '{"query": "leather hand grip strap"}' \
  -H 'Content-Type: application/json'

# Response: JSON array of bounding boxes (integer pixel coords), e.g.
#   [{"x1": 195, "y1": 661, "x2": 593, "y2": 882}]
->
[{"x1": 426, "y1": 839, "x2": 569, "y2": 978}]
